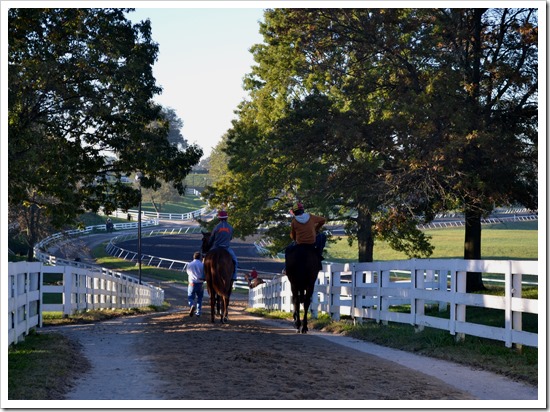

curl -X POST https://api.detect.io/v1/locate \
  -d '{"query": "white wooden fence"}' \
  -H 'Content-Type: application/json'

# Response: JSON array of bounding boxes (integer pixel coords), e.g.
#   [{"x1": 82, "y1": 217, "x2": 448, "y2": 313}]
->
[
  {"x1": 8, "y1": 261, "x2": 164, "y2": 346},
  {"x1": 8, "y1": 221, "x2": 165, "y2": 346},
  {"x1": 248, "y1": 259, "x2": 538, "y2": 348}
]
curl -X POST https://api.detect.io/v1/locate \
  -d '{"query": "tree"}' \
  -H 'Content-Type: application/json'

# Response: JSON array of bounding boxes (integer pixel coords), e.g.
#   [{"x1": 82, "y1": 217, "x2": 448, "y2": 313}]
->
[
  {"x1": 161, "y1": 107, "x2": 188, "y2": 151},
  {"x1": 8, "y1": 8, "x2": 202, "y2": 258},
  {"x1": 410, "y1": 8, "x2": 538, "y2": 290},
  {"x1": 205, "y1": 9, "x2": 438, "y2": 260},
  {"x1": 205, "y1": 8, "x2": 538, "y2": 279}
]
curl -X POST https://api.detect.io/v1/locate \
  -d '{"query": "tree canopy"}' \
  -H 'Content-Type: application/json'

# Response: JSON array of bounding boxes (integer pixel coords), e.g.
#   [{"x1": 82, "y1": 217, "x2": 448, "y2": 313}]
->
[
  {"x1": 8, "y1": 8, "x2": 202, "y2": 256},
  {"x1": 204, "y1": 8, "x2": 538, "y2": 282}
]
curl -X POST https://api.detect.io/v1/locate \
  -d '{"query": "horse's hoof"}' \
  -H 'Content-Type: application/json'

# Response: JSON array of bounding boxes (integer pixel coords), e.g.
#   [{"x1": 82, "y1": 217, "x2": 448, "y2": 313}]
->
[{"x1": 222, "y1": 317, "x2": 229, "y2": 324}]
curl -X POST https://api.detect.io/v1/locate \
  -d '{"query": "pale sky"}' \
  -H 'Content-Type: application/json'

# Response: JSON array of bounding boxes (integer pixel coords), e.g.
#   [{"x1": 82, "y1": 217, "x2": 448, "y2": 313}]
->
[{"x1": 127, "y1": 8, "x2": 266, "y2": 159}]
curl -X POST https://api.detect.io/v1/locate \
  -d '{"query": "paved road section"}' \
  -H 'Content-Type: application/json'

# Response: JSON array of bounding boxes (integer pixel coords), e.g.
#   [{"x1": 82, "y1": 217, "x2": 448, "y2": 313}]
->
[{"x1": 117, "y1": 233, "x2": 286, "y2": 275}]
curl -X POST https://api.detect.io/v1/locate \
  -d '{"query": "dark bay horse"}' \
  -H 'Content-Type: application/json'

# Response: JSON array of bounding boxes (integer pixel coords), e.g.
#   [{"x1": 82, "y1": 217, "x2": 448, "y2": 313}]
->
[
  {"x1": 284, "y1": 244, "x2": 321, "y2": 334},
  {"x1": 201, "y1": 232, "x2": 235, "y2": 323}
]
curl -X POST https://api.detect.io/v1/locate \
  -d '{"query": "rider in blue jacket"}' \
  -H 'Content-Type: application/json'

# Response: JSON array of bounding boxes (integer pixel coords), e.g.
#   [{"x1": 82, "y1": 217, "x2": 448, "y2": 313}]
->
[{"x1": 207, "y1": 210, "x2": 238, "y2": 280}]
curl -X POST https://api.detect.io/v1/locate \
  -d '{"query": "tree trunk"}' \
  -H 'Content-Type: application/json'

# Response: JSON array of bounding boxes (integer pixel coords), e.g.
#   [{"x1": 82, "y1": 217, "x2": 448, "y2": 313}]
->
[
  {"x1": 24, "y1": 204, "x2": 40, "y2": 262},
  {"x1": 464, "y1": 208, "x2": 485, "y2": 292},
  {"x1": 357, "y1": 206, "x2": 374, "y2": 262}
]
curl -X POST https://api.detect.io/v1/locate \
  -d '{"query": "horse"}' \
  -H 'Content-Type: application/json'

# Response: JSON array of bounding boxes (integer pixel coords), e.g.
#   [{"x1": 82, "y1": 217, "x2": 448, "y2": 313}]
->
[
  {"x1": 201, "y1": 232, "x2": 235, "y2": 323},
  {"x1": 245, "y1": 273, "x2": 265, "y2": 289},
  {"x1": 284, "y1": 244, "x2": 321, "y2": 334}
]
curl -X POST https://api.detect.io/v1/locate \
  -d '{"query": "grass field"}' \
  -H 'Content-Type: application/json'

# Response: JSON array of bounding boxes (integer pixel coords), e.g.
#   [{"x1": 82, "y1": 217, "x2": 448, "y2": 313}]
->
[
  {"x1": 326, "y1": 221, "x2": 538, "y2": 262},
  {"x1": 140, "y1": 195, "x2": 205, "y2": 214}
]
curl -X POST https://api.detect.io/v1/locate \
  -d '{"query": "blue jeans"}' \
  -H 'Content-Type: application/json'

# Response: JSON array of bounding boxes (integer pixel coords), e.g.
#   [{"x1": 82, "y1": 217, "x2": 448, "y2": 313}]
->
[
  {"x1": 226, "y1": 247, "x2": 238, "y2": 280},
  {"x1": 188, "y1": 283, "x2": 204, "y2": 315}
]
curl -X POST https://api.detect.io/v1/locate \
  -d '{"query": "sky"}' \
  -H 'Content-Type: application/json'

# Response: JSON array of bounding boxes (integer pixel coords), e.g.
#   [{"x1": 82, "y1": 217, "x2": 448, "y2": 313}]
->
[{"x1": 127, "y1": 7, "x2": 266, "y2": 159}]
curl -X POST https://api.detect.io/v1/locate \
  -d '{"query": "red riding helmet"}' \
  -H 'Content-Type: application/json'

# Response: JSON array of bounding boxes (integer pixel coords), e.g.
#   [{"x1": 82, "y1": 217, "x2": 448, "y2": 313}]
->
[{"x1": 218, "y1": 210, "x2": 228, "y2": 220}]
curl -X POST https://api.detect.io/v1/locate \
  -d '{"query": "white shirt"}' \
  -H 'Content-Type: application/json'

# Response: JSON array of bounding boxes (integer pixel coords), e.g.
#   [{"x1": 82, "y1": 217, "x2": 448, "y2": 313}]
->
[{"x1": 186, "y1": 259, "x2": 205, "y2": 283}]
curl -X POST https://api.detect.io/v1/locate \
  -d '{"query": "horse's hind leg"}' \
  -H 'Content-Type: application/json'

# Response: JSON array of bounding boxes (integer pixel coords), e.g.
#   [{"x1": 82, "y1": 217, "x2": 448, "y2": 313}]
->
[
  {"x1": 292, "y1": 292, "x2": 301, "y2": 333},
  {"x1": 215, "y1": 294, "x2": 221, "y2": 317},
  {"x1": 221, "y1": 296, "x2": 229, "y2": 324},
  {"x1": 301, "y1": 288, "x2": 314, "y2": 334},
  {"x1": 209, "y1": 291, "x2": 216, "y2": 323}
]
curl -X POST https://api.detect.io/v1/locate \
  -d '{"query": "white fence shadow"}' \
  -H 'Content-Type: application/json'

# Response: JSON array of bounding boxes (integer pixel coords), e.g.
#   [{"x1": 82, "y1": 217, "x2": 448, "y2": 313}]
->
[{"x1": 249, "y1": 259, "x2": 538, "y2": 348}]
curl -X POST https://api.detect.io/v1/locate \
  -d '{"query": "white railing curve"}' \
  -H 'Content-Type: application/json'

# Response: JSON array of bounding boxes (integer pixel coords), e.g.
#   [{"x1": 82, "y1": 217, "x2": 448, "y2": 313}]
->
[{"x1": 8, "y1": 221, "x2": 164, "y2": 346}]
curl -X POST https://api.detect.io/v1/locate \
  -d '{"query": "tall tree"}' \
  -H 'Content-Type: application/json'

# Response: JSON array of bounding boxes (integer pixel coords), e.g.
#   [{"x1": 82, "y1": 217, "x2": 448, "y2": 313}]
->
[
  {"x1": 206, "y1": 9, "x2": 436, "y2": 259},
  {"x1": 205, "y1": 8, "x2": 538, "y2": 279},
  {"x1": 420, "y1": 9, "x2": 538, "y2": 290},
  {"x1": 9, "y1": 8, "x2": 202, "y2": 258},
  {"x1": 161, "y1": 107, "x2": 188, "y2": 151}
]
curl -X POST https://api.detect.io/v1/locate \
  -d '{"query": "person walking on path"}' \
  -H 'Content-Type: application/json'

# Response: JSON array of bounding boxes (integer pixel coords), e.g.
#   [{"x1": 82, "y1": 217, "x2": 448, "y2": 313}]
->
[{"x1": 186, "y1": 251, "x2": 205, "y2": 317}]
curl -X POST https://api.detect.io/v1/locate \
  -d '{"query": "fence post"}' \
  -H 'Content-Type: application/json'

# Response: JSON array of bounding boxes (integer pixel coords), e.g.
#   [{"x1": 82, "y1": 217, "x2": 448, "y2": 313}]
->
[
  {"x1": 330, "y1": 265, "x2": 341, "y2": 321},
  {"x1": 63, "y1": 266, "x2": 73, "y2": 317},
  {"x1": 439, "y1": 270, "x2": 448, "y2": 312},
  {"x1": 512, "y1": 271, "x2": 523, "y2": 351},
  {"x1": 412, "y1": 260, "x2": 425, "y2": 332},
  {"x1": 454, "y1": 268, "x2": 466, "y2": 343}
]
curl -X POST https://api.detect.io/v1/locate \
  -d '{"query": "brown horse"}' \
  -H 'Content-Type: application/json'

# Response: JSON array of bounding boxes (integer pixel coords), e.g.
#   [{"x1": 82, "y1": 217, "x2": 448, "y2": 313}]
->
[
  {"x1": 201, "y1": 232, "x2": 235, "y2": 323},
  {"x1": 285, "y1": 244, "x2": 320, "y2": 334},
  {"x1": 245, "y1": 273, "x2": 265, "y2": 289}
]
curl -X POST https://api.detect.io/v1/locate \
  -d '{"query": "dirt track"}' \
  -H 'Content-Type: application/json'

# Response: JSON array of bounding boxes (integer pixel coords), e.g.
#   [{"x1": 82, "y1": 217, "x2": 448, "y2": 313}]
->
[
  {"x1": 53, "y1": 281, "x2": 474, "y2": 403},
  {"x1": 135, "y1": 300, "x2": 474, "y2": 401},
  {"x1": 47, "y1": 226, "x2": 536, "y2": 404}
]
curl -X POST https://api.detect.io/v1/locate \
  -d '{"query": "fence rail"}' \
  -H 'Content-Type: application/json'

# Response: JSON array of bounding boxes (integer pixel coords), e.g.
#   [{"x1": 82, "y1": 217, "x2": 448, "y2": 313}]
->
[
  {"x1": 8, "y1": 221, "x2": 164, "y2": 346},
  {"x1": 248, "y1": 259, "x2": 538, "y2": 348},
  {"x1": 417, "y1": 214, "x2": 538, "y2": 230},
  {"x1": 105, "y1": 226, "x2": 277, "y2": 289},
  {"x1": 8, "y1": 261, "x2": 164, "y2": 346}
]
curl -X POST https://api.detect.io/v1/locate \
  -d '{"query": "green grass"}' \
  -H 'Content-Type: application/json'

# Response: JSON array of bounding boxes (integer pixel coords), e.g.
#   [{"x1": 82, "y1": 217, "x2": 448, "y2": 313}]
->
[
  {"x1": 140, "y1": 195, "x2": 206, "y2": 214},
  {"x1": 41, "y1": 305, "x2": 168, "y2": 326},
  {"x1": 246, "y1": 293, "x2": 539, "y2": 386},
  {"x1": 327, "y1": 221, "x2": 538, "y2": 262},
  {"x1": 8, "y1": 331, "x2": 89, "y2": 400},
  {"x1": 92, "y1": 243, "x2": 186, "y2": 284}
]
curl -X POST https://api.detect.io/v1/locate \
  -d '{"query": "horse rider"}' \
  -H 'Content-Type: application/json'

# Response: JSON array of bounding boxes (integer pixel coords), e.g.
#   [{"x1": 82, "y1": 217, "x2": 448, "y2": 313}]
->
[
  {"x1": 207, "y1": 210, "x2": 238, "y2": 280},
  {"x1": 246, "y1": 267, "x2": 259, "y2": 288},
  {"x1": 287, "y1": 202, "x2": 327, "y2": 262}
]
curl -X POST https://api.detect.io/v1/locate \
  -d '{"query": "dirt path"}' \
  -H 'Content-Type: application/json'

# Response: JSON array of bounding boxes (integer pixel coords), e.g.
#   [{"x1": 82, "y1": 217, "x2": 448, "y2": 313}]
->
[
  {"x1": 48, "y1": 279, "x2": 538, "y2": 405},
  {"x1": 45, "y1": 225, "x2": 537, "y2": 405}
]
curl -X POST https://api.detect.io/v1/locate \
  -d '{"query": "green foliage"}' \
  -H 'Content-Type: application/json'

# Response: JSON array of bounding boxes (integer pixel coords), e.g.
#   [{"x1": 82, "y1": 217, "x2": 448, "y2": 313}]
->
[
  {"x1": 205, "y1": 8, "x2": 537, "y2": 266},
  {"x1": 8, "y1": 8, "x2": 202, "y2": 257}
]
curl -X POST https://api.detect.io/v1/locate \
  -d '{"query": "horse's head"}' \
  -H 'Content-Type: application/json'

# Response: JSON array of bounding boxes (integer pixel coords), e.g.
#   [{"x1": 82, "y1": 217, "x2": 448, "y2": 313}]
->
[{"x1": 201, "y1": 232, "x2": 212, "y2": 255}]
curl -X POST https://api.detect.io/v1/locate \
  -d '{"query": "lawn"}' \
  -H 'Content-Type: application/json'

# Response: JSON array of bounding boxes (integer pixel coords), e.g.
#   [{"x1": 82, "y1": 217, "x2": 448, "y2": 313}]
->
[
  {"x1": 140, "y1": 195, "x2": 206, "y2": 214},
  {"x1": 326, "y1": 221, "x2": 538, "y2": 262}
]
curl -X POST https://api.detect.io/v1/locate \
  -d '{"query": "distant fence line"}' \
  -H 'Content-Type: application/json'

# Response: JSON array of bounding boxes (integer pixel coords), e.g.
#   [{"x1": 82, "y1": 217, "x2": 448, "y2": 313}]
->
[
  {"x1": 417, "y1": 214, "x2": 538, "y2": 230},
  {"x1": 249, "y1": 259, "x2": 538, "y2": 348},
  {"x1": 103, "y1": 188, "x2": 210, "y2": 222},
  {"x1": 105, "y1": 227, "x2": 278, "y2": 289},
  {"x1": 107, "y1": 207, "x2": 209, "y2": 222}
]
